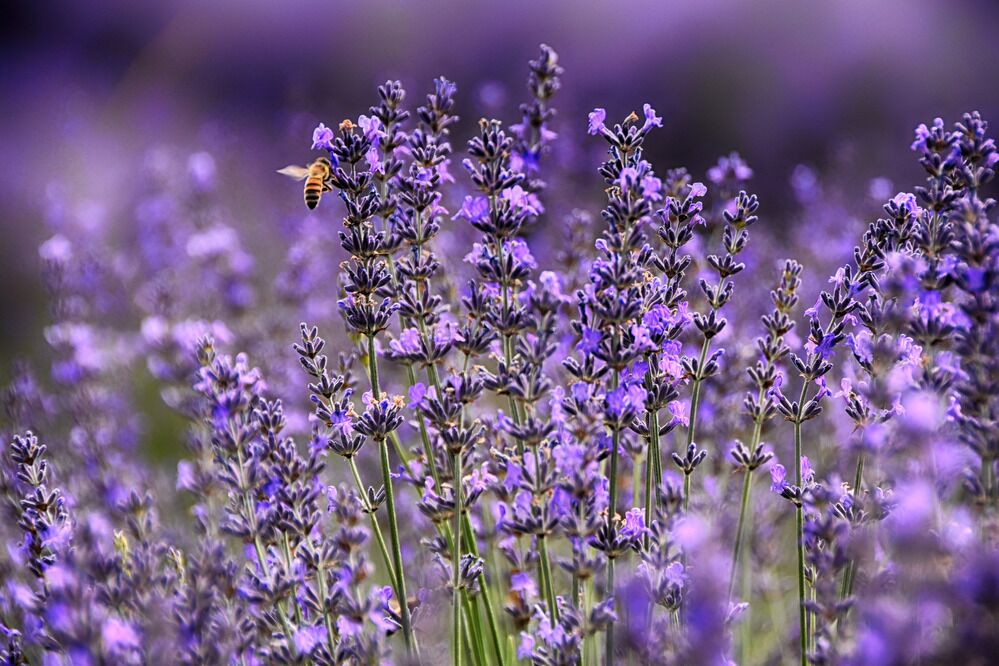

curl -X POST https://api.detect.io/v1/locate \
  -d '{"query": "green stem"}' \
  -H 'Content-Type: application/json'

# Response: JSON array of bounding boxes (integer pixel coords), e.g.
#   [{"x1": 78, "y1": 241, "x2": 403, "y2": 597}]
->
[
  {"x1": 348, "y1": 458, "x2": 396, "y2": 583},
  {"x1": 683, "y1": 338, "x2": 710, "y2": 513},
  {"x1": 282, "y1": 534, "x2": 304, "y2": 625},
  {"x1": 983, "y1": 456, "x2": 993, "y2": 502},
  {"x1": 250, "y1": 532, "x2": 296, "y2": 644},
  {"x1": 853, "y1": 453, "x2": 865, "y2": 507},
  {"x1": 236, "y1": 446, "x2": 296, "y2": 646},
  {"x1": 794, "y1": 380, "x2": 809, "y2": 666},
  {"x1": 644, "y1": 440, "x2": 654, "y2": 550},
  {"x1": 729, "y1": 412, "x2": 764, "y2": 600},
  {"x1": 367, "y1": 334, "x2": 415, "y2": 657},
  {"x1": 538, "y1": 534, "x2": 558, "y2": 621},
  {"x1": 381, "y1": 435, "x2": 415, "y2": 655},
  {"x1": 463, "y1": 593, "x2": 486, "y2": 666},
  {"x1": 581, "y1": 573, "x2": 591, "y2": 666},
  {"x1": 728, "y1": 469, "x2": 754, "y2": 600},
  {"x1": 314, "y1": 557, "x2": 339, "y2": 653},
  {"x1": 529, "y1": 442, "x2": 560, "y2": 625},
  {"x1": 839, "y1": 453, "x2": 865, "y2": 603},
  {"x1": 644, "y1": 353, "x2": 663, "y2": 527},
  {"x1": 417, "y1": 330, "x2": 501, "y2": 662},
  {"x1": 462, "y1": 517, "x2": 505, "y2": 666},
  {"x1": 575, "y1": 498, "x2": 587, "y2": 665},
  {"x1": 738, "y1": 541, "x2": 752, "y2": 665},
  {"x1": 407, "y1": 364, "x2": 442, "y2": 489},
  {"x1": 453, "y1": 448, "x2": 464, "y2": 666},
  {"x1": 606, "y1": 369, "x2": 621, "y2": 666}
]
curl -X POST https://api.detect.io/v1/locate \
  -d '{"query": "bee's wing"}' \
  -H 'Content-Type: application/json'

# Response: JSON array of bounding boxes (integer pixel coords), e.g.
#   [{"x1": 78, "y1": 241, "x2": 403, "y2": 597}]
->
[{"x1": 277, "y1": 165, "x2": 310, "y2": 181}]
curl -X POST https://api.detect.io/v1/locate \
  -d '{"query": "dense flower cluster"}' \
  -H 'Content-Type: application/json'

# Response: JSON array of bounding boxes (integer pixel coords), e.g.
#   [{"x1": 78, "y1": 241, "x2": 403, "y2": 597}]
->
[{"x1": 2, "y1": 44, "x2": 999, "y2": 665}]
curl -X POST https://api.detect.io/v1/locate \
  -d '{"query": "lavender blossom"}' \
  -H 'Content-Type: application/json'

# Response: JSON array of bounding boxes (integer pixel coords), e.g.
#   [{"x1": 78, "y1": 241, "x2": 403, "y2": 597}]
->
[{"x1": 3, "y1": 42, "x2": 999, "y2": 666}]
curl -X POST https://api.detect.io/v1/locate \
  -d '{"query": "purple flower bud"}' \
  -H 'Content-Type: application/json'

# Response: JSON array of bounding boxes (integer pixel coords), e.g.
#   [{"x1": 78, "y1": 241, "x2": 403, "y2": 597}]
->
[{"x1": 620, "y1": 507, "x2": 649, "y2": 541}]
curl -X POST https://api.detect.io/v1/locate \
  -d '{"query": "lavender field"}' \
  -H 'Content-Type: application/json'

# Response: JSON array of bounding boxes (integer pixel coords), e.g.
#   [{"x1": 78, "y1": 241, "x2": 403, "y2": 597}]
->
[{"x1": 2, "y1": 2, "x2": 998, "y2": 664}]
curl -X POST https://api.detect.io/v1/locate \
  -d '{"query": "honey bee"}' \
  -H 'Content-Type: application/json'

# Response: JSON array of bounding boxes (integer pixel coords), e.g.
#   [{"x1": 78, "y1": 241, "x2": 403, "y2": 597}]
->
[{"x1": 277, "y1": 157, "x2": 332, "y2": 210}]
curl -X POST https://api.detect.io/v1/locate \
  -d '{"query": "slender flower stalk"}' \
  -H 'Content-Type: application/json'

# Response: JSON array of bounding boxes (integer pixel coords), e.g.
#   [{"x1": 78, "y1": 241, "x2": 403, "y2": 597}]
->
[
  {"x1": 317, "y1": 114, "x2": 419, "y2": 655},
  {"x1": 728, "y1": 260, "x2": 800, "y2": 599},
  {"x1": 772, "y1": 218, "x2": 884, "y2": 664},
  {"x1": 367, "y1": 333, "x2": 416, "y2": 656},
  {"x1": 793, "y1": 379, "x2": 809, "y2": 664},
  {"x1": 680, "y1": 189, "x2": 758, "y2": 511},
  {"x1": 451, "y1": 445, "x2": 463, "y2": 666}
]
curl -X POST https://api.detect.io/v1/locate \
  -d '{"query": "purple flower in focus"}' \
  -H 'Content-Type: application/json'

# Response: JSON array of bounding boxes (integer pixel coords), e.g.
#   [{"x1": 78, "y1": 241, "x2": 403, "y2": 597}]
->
[
  {"x1": 357, "y1": 114, "x2": 383, "y2": 142},
  {"x1": 910, "y1": 118, "x2": 944, "y2": 154},
  {"x1": 588, "y1": 108, "x2": 608, "y2": 136},
  {"x1": 620, "y1": 507, "x2": 649, "y2": 541},
  {"x1": 506, "y1": 238, "x2": 537, "y2": 270},
  {"x1": 329, "y1": 405, "x2": 353, "y2": 437},
  {"x1": 641, "y1": 103, "x2": 663, "y2": 132},
  {"x1": 891, "y1": 191, "x2": 918, "y2": 215},
  {"x1": 311, "y1": 122, "x2": 335, "y2": 151},
  {"x1": 667, "y1": 400, "x2": 689, "y2": 428},
  {"x1": 501, "y1": 185, "x2": 541, "y2": 215},
  {"x1": 606, "y1": 383, "x2": 647, "y2": 419},
  {"x1": 813, "y1": 332, "x2": 836, "y2": 360}
]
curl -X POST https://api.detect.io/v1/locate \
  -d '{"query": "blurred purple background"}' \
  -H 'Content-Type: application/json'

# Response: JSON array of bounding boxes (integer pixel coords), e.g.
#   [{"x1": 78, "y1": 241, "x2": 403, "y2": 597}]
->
[{"x1": 3, "y1": 0, "x2": 999, "y2": 370}]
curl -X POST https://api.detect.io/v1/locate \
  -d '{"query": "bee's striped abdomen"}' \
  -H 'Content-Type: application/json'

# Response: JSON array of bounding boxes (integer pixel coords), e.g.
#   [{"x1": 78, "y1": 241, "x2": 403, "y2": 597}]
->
[
  {"x1": 303, "y1": 157, "x2": 331, "y2": 210},
  {"x1": 305, "y1": 157, "x2": 333, "y2": 210},
  {"x1": 304, "y1": 175, "x2": 323, "y2": 209}
]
